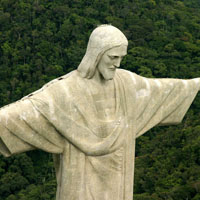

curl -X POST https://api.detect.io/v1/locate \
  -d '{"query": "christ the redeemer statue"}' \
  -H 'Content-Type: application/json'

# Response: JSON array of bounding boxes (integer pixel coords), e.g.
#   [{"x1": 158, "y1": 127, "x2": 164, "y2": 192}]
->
[{"x1": 0, "y1": 25, "x2": 199, "y2": 200}]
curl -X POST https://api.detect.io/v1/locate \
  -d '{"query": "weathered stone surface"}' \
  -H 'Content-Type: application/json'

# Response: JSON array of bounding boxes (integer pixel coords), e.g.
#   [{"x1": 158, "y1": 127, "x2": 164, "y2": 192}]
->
[{"x1": 0, "y1": 25, "x2": 200, "y2": 200}]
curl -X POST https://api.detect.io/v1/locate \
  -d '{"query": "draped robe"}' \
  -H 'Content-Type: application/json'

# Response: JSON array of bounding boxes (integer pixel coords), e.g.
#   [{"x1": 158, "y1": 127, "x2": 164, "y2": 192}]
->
[{"x1": 0, "y1": 69, "x2": 199, "y2": 200}]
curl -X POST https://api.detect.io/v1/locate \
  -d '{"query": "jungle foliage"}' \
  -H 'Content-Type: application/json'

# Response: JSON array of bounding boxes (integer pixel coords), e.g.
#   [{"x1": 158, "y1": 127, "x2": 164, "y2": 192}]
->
[{"x1": 0, "y1": 0, "x2": 200, "y2": 199}]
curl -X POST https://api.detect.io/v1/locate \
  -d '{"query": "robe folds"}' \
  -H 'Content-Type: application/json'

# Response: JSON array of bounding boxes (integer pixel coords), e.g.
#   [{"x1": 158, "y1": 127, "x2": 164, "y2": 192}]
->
[{"x1": 0, "y1": 69, "x2": 199, "y2": 200}]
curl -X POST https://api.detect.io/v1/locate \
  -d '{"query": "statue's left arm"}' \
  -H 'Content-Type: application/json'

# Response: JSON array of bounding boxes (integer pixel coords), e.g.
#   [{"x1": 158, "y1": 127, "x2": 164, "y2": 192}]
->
[
  {"x1": 129, "y1": 74, "x2": 200, "y2": 138},
  {"x1": 158, "y1": 78, "x2": 200, "y2": 126}
]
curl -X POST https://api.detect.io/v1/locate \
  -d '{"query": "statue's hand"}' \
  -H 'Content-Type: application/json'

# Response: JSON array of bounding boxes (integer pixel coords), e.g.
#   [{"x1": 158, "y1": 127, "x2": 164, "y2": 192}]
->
[
  {"x1": 193, "y1": 78, "x2": 200, "y2": 91},
  {"x1": 197, "y1": 78, "x2": 200, "y2": 91}
]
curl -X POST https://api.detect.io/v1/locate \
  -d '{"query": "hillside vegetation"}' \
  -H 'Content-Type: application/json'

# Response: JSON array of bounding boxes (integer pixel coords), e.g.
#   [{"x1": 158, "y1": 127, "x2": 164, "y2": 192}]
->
[{"x1": 0, "y1": 0, "x2": 200, "y2": 199}]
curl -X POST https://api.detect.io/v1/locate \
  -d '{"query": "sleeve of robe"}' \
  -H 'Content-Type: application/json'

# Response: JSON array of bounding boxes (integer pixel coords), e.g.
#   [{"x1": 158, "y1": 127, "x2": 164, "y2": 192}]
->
[
  {"x1": 129, "y1": 73, "x2": 200, "y2": 138},
  {"x1": 0, "y1": 96, "x2": 65, "y2": 157}
]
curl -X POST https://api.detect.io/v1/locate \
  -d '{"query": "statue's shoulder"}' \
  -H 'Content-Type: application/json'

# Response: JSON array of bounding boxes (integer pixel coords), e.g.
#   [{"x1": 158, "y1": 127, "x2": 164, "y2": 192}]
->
[
  {"x1": 23, "y1": 70, "x2": 78, "y2": 99},
  {"x1": 117, "y1": 69, "x2": 141, "y2": 81},
  {"x1": 43, "y1": 70, "x2": 77, "y2": 88},
  {"x1": 117, "y1": 69, "x2": 136, "y2": 76},
  {"x1": 116, "y1": 69, "x2": 153, "y2": 89}
]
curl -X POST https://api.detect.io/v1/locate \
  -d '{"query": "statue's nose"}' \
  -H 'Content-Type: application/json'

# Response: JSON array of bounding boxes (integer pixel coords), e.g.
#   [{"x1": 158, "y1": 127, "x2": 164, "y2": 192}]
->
[{"x1": 114, "y1": 58, "x2": 121, "y2": 68}]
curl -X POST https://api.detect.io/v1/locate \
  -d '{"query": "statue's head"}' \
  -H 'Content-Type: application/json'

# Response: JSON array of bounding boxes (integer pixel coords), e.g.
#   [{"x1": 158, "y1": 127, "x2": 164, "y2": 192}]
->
[{"x1": 77, "y1": 25, "x2": 128, "y2": 80}]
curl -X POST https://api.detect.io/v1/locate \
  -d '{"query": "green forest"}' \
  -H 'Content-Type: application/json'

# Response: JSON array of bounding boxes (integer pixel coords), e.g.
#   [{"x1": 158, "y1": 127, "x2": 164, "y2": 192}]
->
[{"x1": 0, "y1": 0, "x2": 200, "y2": 199}]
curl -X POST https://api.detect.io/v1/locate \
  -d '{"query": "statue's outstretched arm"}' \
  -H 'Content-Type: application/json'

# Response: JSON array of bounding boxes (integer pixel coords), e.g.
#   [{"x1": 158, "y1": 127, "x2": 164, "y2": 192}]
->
[
  {"x1": 131, "y1": 74, "x2": 200, "y2": 138},
  {"x1": 0, "y1": 97, "x2": 64, "y2": 157}
]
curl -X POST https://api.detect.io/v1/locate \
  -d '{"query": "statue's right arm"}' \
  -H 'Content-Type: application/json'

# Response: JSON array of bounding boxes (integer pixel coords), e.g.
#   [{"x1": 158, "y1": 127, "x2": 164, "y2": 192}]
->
[{"x1": 0, "y1": 97, "x2": 64, "y2": 157}]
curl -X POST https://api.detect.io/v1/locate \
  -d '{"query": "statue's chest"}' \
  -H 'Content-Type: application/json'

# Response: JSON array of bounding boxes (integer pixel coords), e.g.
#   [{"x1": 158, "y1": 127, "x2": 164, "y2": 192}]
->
[
  {"x1": 91, "y1": 92, "x2": 118, "y2": 138},
  {"x1": 93, "y1": 93, "x2": 115, "y2": 119},
  {"x1": 90, "y1": 84, "x2": 116, "y2": 120},
  {"x1": 76, "y1": 79, "x2": 124, "y2": 138}
]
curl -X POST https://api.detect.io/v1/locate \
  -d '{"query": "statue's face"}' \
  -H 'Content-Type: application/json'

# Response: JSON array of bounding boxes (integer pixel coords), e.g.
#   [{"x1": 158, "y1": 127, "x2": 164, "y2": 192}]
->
[{"x1": 97, "y1": 45, "x2": 127, "y2": 80}]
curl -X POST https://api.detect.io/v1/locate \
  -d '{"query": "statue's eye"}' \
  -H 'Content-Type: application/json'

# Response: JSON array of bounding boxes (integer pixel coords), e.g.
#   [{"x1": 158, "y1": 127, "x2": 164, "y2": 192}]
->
[{"x1": 109, "y1": 56, "x2": 118, "y2": 59}]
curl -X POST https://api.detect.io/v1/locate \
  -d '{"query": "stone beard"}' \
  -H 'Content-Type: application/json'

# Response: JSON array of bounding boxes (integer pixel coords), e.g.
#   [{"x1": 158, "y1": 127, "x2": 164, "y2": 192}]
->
[{"x1": 0, "y1": 25, "x2": 200, "y2": 200}]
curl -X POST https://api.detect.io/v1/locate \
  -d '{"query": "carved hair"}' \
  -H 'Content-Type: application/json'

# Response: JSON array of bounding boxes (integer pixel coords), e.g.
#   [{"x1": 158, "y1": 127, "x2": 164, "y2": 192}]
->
[{"x1": 77, "y1": 25, "x2": 128, "y2": 78}]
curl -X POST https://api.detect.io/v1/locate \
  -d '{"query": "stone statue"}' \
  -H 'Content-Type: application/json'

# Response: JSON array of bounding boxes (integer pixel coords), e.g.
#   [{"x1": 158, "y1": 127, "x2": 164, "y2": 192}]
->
[{"x1": 0, "y1": 25, "x2": 200, "y2": 200}]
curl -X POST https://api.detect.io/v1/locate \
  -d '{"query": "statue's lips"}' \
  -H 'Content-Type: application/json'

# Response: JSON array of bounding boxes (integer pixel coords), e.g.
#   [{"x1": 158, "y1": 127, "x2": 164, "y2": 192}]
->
[{"x1": 108, "y1": 67, "x2": 116, "y2": 71}]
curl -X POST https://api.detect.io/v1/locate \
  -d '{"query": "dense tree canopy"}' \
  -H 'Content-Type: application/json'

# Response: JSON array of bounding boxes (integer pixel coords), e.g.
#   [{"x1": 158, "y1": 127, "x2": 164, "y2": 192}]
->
[{"x1": 0, "y1": 0, "x2": 200, "y2": 199}]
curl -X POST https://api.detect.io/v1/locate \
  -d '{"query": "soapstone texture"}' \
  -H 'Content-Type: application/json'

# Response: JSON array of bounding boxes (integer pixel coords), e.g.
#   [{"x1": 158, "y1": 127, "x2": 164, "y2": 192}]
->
[{"x1": 0, "y1": 25, "x2": 200, "y2": 200}]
